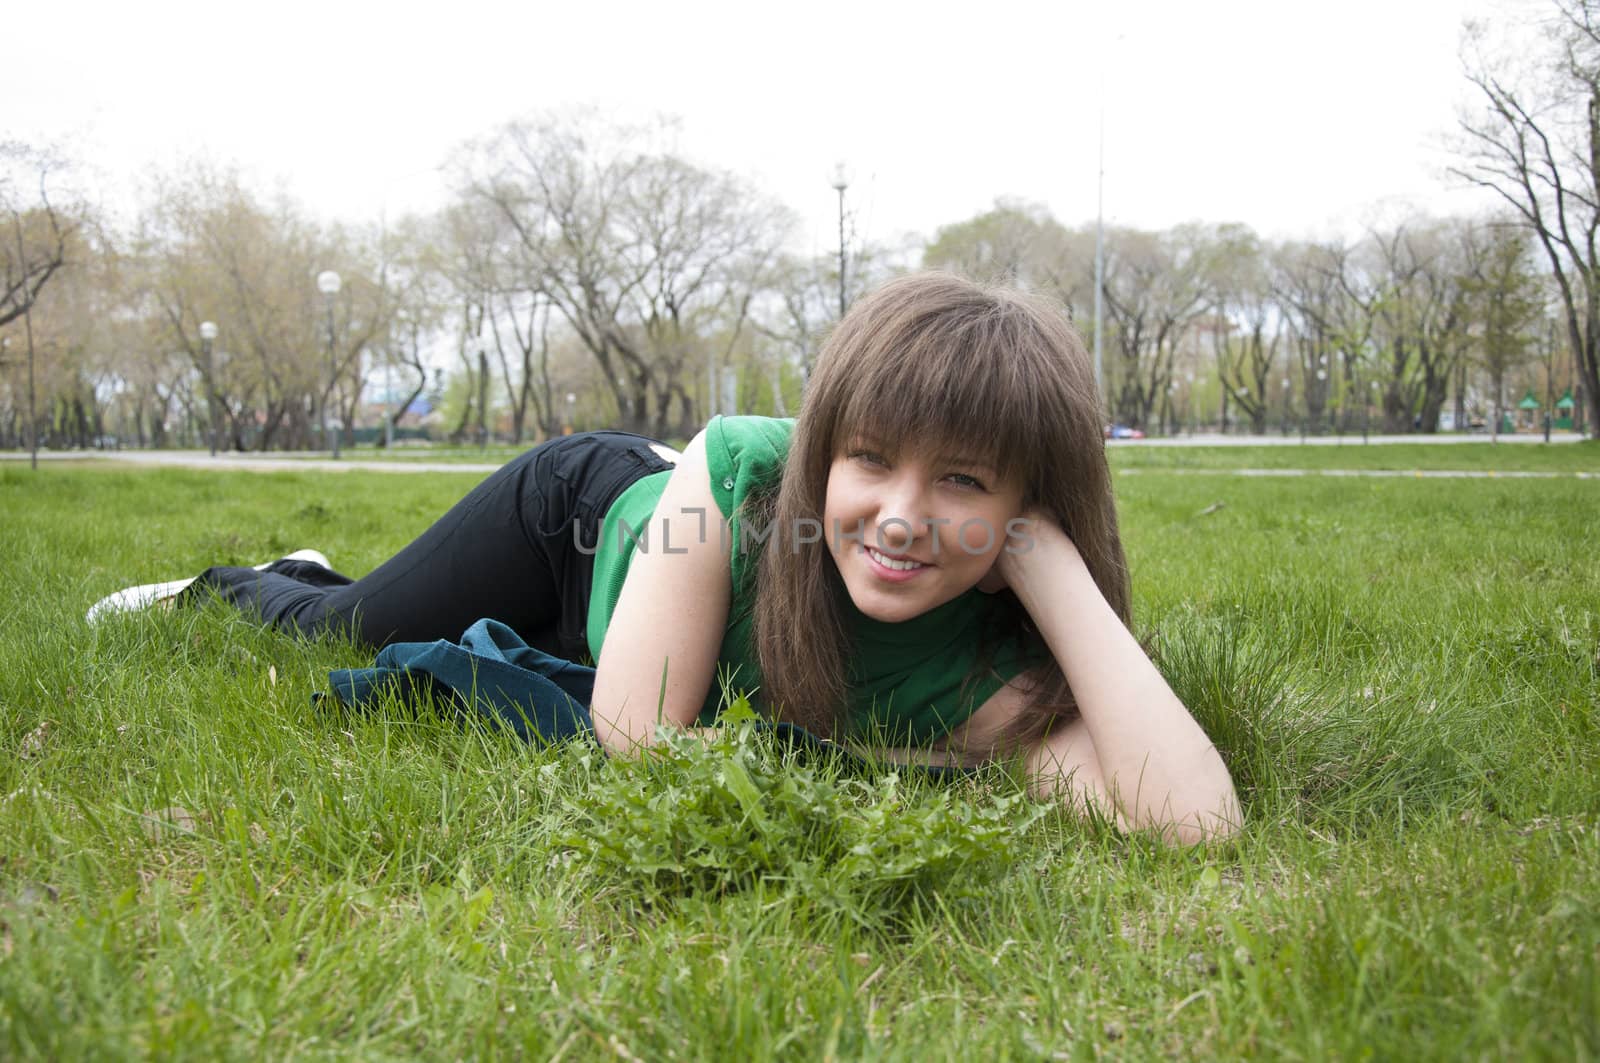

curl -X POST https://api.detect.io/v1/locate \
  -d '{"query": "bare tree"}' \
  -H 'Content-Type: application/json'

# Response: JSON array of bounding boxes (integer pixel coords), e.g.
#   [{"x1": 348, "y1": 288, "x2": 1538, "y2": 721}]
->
[
  {"x1": 451, "y1": 190, "x2": 555, "y2": 445},
  {"x1": 1205, "y1": 224, "x2": 1279, "y2": 434},
  {"x1": 1, "y1": 144, "x2": 72, "y2": 330},
  {"x1": 923, "y1": 199, "x2": 1096, "y2": 310},
  {"x1": 485, "y1": 289, "x2": 552, "y2": 444},
  {"x1": 1100, "y1": 225, "x2": 1211, "y2": 430},
  {"x1": 1455, "y1": 0, "x2": 1600, "y2": 434},
  {"x1": 1356, "y1": 221, "x2": 1472, "y2": 432},
  {"x1": 366, "y1": 214, "x2": 446, "y2": 446},
  {"x1": 1270, "y1": 240, "x2": 1349, "y2": 433},
  {"x1": 1462, "y1": 220, "x2": 1545, "y2": 439},
  {"x1": 459, "y1": 111, "x2": 792, "y2": 437},
  {"x1": 755, "y1": 243, "x2": 897, "y2": 402},
  {"x1": 135, "y1": 166, "x2": 396, "y2": 451},
  {"x1": 2, "y1": 143, "x2": 79, "y2": 466}
]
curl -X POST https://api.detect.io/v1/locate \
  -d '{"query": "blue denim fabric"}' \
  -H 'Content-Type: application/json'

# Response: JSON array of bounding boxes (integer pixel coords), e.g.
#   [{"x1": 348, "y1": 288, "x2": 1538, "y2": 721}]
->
[
  {"x1": 322, "y1": 617, "x2": 964, "y2": 779},
  {"x1": 325, "y1": 618, "x2": 595, "y2": 745}
]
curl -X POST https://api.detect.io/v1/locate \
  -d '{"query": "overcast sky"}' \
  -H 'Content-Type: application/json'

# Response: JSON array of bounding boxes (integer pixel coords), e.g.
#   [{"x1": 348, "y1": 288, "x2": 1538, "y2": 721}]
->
[{"x1": 9, "y1": 0, "x2": 1537, "y2": 256}]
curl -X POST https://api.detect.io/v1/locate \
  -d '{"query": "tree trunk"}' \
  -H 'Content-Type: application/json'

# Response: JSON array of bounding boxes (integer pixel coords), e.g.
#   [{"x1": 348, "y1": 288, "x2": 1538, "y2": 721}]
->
[
  {"x1": 1581, "y1": 332, "x2": 1600, "y2": 436},
  {"x1": 387, "y1": 364, "x2": 429, "y2": 444},
  {"x1": 1426, "y1": 372, "x2": 1451, "y2": 433},
  {"x1": 476, "y1": 349, "x2": 490, "y2": 447},
  {"x1": 1453, "y1": 360, "x2": 1467, "y2": 434},
  {"x1": 1491, "y1": 372, "x2": 1503, "y2": 443},
  {"x1": 341, "y1": 388, "x2": 360, "y2": 452},
  {"x1": 450, "y1": 357, "x2": 475, "y2": 445}
]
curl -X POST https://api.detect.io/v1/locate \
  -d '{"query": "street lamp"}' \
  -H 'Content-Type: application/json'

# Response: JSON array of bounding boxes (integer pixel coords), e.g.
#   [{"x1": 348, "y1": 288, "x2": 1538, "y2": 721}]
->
[
  {"x1": 199, "y1": 321, "x2": 220, "y2": 456},
  {"x1": 830, "y1": 163, "x2": 848, "y2": 319},
  {"x1": 565, "y1": 391, "x2": 577, "y2": 436},
  {"x1": 1093, "y1": 108, "x2": 1106, "y2": 418},
  {"x1": 316, "y1": 270, "x2": 342, "y2": 458}
]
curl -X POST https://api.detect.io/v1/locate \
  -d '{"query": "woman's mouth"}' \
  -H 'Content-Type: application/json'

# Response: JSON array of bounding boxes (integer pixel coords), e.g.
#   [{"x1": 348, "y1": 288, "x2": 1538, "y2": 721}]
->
[{"x1": 865, "y1": 546, "x2": 928, "y2": 575}]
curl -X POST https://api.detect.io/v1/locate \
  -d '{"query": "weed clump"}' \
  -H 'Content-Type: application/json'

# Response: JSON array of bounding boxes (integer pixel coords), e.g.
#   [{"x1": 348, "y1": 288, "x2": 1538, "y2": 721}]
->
[{"x1": 561, "y1": 717, "x2": 1046, "y2": 922}]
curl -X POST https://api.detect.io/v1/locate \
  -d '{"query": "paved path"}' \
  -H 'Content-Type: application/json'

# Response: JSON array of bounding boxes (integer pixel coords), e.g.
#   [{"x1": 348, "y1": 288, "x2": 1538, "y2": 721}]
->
[{"x1": 0, "y1": 450, "x2": 505, "y2": 474}]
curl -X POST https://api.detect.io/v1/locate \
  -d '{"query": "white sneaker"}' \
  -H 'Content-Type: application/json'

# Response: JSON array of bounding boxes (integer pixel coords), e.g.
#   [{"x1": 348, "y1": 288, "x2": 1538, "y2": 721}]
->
[
  {"x1": 87, "y1": 549, "x2": 333, "y2": 623},
  {"x1": 267, "y1": 549, "x2": 331, "y2": 571},
  {"x1": 85, "y1": 577, "x2": 200, "y2": 623}
]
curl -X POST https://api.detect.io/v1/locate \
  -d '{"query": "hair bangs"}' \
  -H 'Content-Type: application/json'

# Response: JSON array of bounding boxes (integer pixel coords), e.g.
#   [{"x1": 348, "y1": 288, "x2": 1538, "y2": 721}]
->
[{"x1": 827, "y1": 301, "x2": 1065, "y2": 492}]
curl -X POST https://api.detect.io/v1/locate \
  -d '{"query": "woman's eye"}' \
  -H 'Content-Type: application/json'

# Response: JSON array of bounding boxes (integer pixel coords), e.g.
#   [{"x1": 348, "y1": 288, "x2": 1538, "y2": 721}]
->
[
  {"x1": 851, "y1": 450, "x2": 888, "y2": 467},
  {"x1": 945, "y1": 473, "x2": 986, "y2": 490}
]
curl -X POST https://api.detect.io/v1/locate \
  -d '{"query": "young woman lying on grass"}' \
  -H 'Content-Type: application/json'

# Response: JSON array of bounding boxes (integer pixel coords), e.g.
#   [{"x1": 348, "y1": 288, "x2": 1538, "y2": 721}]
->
[{"x1": 92, "y1": 273, "x2": 1239, "y2": 845}]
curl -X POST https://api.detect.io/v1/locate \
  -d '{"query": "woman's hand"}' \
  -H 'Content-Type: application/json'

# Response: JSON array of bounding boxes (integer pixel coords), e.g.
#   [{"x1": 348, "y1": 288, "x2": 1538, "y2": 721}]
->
[
  {"x1": 972, "y1": 508, "x2": 1241, "y2": 844},
  {"x1": 976, "y1": 508, "x2": 1073, "y2": 594}
]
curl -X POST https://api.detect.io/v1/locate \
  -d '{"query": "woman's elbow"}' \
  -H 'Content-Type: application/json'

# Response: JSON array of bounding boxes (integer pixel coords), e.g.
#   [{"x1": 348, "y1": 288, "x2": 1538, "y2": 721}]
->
[
  {"x1": 1029, "y1": 771, "x2": 1243, "y2": 848},
  {"x1": 1165, "y1": 802, "x2": 1243, "y2": 847}
]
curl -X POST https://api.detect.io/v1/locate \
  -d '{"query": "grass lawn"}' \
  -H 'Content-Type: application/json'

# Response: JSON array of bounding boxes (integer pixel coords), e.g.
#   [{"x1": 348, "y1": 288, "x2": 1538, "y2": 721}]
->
[
  {"x1": 1108, "y1": 438, "x2": 1600, "y2": 473},
  {"x1": 2, "y1": 461, "x2": 1597, "y2": 1059}
]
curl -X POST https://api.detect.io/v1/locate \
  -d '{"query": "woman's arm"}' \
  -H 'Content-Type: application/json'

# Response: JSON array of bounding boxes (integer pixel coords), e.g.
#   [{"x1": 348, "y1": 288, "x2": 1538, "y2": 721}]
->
[
  {"x1": 957, "y1": 516, "x2": 1240, "y2": 845},
  {"x1": 589, "y1": 429, "x2": 733, "y2": 753}
]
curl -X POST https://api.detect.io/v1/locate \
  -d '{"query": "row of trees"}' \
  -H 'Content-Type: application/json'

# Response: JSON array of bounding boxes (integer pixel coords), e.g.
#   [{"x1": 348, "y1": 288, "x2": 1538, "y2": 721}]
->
[
  {"x1": 5, "y1": 1, "x2": 1600, "y2": 450},
  {"x1": 926, "y1": 203, "x2": 1570, "y2": 436},
  {"x1": 1, "y1": 115, "x2": 870, "y2": 455}
]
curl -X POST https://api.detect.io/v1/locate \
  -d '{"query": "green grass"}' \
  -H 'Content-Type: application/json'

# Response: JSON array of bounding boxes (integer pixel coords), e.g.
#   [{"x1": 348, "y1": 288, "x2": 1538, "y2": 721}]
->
[
  {"x1": 1109, "y1": 438, "x2": 1600, "y2": 473},
  {"x1": 2, "y1": 463, "x2": 1598, "y2": 1059}
]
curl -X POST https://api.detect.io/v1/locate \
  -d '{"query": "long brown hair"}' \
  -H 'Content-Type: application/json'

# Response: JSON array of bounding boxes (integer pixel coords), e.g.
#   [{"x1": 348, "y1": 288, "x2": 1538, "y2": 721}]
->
[{"x1": 749, "y1": 272, "x2": 1130, "y2": 742}]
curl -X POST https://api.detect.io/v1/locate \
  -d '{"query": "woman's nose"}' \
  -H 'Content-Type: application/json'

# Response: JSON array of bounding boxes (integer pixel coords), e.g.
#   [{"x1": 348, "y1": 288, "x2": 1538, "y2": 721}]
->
[{"x1": 875, "y1": 476, "x2": 930, "y2": 550}]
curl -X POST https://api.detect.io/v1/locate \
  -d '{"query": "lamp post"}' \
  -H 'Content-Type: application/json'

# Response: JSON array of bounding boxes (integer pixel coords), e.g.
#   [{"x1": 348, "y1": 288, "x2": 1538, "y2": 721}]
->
[
  {"x1": 565, "y1": 391, "x2": 576, "y2": 436},
  {"x1": 1093, "y1": 102, "x2": 1106, "y2": 418},
  {"x1": 830, "y1": 163, "x2": 848, "y2": 319},
  {"x1": 316, "y1": 270, "x2": 342, "y2": 458},
  {"x1": 199, "y1": 321, "x2": 219, "y2": 456}
]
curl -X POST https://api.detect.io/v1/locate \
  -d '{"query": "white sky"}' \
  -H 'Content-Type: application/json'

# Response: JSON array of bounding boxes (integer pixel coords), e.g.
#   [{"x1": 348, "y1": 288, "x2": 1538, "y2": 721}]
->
[{"x1": 9, "y1": 0, "x2": 1537, "y2": 255}]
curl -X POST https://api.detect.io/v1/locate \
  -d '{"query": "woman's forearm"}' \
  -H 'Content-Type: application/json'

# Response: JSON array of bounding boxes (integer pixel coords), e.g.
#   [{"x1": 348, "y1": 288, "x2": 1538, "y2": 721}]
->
[{"x1": 1009, "y1": 529, "x2": 1240, "y2": 842}]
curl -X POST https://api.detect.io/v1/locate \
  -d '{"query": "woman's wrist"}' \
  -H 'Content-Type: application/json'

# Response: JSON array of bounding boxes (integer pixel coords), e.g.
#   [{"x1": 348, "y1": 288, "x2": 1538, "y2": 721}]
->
[{"x1": 1000, "y1": 516, "x2": 1092, "y2": 607}]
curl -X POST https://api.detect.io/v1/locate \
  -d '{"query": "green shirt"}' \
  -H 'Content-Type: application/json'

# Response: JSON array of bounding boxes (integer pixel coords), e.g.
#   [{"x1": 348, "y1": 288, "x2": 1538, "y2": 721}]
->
[{"x1": 585, "y1": 416, "x2": 1043, "y2": 743}]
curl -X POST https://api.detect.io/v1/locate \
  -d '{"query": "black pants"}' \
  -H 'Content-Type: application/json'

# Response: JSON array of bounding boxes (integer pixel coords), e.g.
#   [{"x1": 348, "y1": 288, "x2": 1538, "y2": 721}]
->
[{"x1": 183, "y1": 432, "x2": 676, "y2": 660}]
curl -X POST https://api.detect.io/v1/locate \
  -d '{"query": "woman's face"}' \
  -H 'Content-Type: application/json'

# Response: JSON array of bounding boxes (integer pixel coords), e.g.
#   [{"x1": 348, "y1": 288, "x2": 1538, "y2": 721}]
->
[{"x1": 821, "y1": 437, "x2": 1027, "y2": 624}]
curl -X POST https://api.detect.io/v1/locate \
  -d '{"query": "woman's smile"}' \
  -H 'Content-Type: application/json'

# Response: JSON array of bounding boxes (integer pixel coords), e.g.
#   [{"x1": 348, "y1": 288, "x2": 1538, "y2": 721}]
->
[{"x1": 863, "y1": 545, "x2": 930, "y2": 579}]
